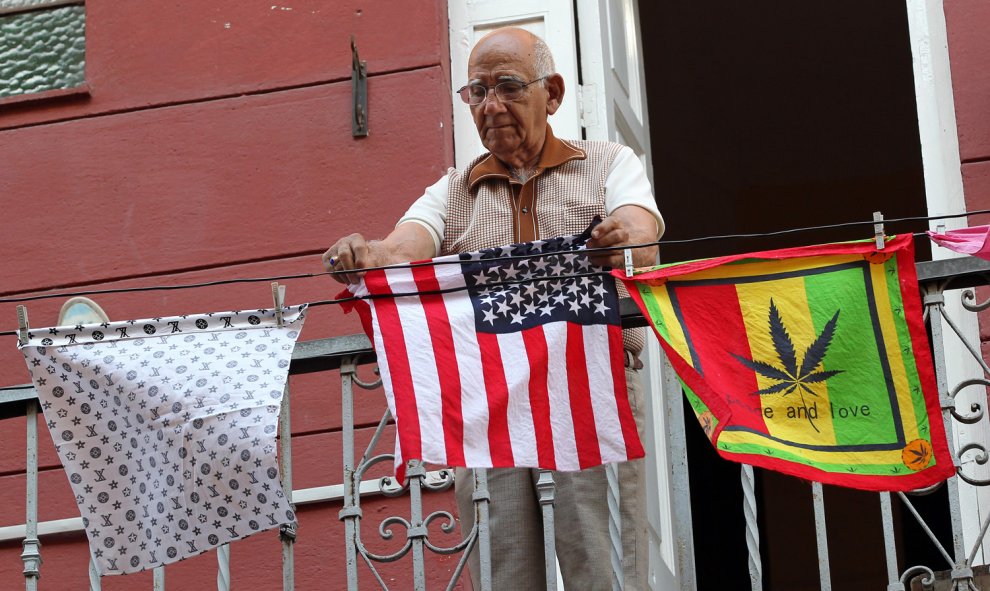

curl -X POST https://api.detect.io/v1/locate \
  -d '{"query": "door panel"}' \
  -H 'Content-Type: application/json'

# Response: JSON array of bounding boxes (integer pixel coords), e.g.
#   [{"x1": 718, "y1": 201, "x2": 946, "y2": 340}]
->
[
  {"x1": 448, "y1": 0, "x2": 580, "y2": 169},
  {"x1": 447, "y1": 1, "x2": 696, "y2": 588},
  {"x1": 576, "y1": 1, "x2": 692, "y2": 589}
]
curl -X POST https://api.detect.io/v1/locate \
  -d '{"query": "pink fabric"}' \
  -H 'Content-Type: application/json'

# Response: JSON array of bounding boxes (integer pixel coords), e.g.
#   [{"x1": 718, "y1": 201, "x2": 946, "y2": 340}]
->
[{"x1": 927, "y1": 226, "x2": 990, "y2": 261}]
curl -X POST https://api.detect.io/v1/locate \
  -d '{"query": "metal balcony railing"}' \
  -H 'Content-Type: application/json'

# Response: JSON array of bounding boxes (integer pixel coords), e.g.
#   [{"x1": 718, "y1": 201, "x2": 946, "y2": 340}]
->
[{"x1": 1, "y1": 256, "x2": 990, "y2": 590}]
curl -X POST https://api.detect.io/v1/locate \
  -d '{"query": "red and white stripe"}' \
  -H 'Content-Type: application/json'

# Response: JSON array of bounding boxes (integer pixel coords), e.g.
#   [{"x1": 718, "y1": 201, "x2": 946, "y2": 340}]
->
[{"x1": 351, "y1": 256, "x2": 644, "y2": 478}]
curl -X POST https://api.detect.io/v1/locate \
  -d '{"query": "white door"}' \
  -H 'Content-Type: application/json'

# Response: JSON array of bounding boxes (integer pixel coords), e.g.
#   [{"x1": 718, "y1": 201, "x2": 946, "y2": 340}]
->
[
  {"x1": 448, "y1": 0, "x2": 582, "y2": 169},
  {"x1": 448, "y1": 1, "x2": 693, "y2": 588},
  {"x1": 904, "y1": 0, "x2": 990, "y2": 566},
  {"x1": 575, "y1": 1, "x2": 690, "y2": 589},
  {"x1": 447, "y1": 6, "x2": 597, "y2": 589}
]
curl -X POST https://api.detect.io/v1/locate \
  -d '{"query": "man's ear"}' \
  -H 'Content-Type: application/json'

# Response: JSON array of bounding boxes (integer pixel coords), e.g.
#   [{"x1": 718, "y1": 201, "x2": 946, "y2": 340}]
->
[{"x1": 545, "y1": 73, "x2": 565, "y2": 115}]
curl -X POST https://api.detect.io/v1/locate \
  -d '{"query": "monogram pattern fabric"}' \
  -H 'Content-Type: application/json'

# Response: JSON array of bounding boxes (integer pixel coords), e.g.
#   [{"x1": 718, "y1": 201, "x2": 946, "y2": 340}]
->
[{"x1": 17, "y1": 306, "x2": 306, "y2": 575}]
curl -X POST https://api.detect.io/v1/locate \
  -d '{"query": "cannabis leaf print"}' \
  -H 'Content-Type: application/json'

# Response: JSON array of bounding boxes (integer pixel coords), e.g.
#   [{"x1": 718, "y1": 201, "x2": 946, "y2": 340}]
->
[{"x1": 732, "y1": 299, "x2": 842, "y2": 433}]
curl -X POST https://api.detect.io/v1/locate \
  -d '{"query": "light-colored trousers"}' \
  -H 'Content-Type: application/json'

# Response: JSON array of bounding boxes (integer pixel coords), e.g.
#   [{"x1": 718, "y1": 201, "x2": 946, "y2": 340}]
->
[{"x1": 455, "y1": 367, "x2": 648, "y2": 591}]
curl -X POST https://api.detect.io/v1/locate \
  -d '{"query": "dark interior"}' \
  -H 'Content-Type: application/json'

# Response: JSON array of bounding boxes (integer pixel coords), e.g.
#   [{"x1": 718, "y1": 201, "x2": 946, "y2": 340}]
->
[
  {"x1": 641, "y1": 0, "x2": 932, "y2": 263},
  {"x1": 638, "y1": 1, "x2": 945, "y2": 588}
]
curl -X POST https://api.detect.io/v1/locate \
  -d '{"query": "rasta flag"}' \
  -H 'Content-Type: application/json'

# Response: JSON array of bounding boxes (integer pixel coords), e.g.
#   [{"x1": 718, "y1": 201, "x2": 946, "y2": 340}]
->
[{"x1": 616, "y1": 235, "x2": 953, "y2": 491}]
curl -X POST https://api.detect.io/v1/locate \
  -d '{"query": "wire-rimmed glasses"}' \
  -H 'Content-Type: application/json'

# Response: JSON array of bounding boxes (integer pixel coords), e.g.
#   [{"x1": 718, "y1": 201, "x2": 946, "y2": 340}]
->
[{"x1": 455, "y1": 76, "x2": 550, "y2": 106}]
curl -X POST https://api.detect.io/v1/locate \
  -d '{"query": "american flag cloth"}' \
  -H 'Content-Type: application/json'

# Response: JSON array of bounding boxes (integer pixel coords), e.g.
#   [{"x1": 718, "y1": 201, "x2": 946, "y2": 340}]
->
[
  {"x1": 17, "y1": 306, "x2": 306, "y2": 575},
  {"x1": 344, "y1": 224, "x2": 644, "y2": 480}
]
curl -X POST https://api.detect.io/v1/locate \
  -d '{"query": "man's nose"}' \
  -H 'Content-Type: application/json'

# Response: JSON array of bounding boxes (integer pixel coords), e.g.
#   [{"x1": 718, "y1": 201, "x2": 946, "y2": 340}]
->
[{"x1": 482, "y1": 90, "x2": 506, "y2": 114}]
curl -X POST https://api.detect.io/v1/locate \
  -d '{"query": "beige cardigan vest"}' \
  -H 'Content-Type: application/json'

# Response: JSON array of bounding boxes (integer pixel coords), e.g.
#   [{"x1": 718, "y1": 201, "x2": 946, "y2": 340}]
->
[{"x1": 440, "y1": 139, "x2": 645, "y2": 354}]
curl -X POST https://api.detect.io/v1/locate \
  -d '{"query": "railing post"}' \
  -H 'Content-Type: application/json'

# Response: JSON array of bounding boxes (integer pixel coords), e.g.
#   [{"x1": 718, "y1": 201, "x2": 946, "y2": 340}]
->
[
  {"x1": 22, "y1": 400, "x2": 41, "y2": 591},
  {"x1": 924, "y1": 289, "x2": 976, "y2": 591},
  {"x1": 474, "y1": 469, "x2": 492, "y2": 591},
  {"x1": 606, "y1": 463, "x2": 623, "y2": 591},
  {"x1": 406, "y1": 461, "x2": 428, "y2": 591},
  {"x1": 536, "y1": 470, "x2": 557, "y2": 591},
  {"x1": 217, "y1": 544, "x2": 230, "y2": 591},
  {"x1": 338, "y1": 357, "x2": 361, "y2": 591},
  {"x1": 278, "y1": 382, "x2": 296, "y2": 591},
  {"x1": 879, "y1": 493, "x2": 905, "y2": 591},
  {"x1": 811, "y1": 482, "x2": 832, "y2": 591},
  {"x1": 89, "y1": 557, "x2": 102, "y2": 591},
  {"x1": 741, "y1": 465, "x2": 763, "y2": 591},
  {"x1": 662, "y1": 348, "x2": 698, "y2": 591}
]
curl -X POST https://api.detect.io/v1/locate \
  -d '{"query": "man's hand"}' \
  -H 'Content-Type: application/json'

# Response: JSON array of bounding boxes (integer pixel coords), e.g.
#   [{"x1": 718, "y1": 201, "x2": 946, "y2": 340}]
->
[
  {"x1": 322, "y1": 222, "x2": 438, "y2": 284},
  {"x1": 586, "y1": 205, "x2": 660, "y2": 269},
  {"x1": 322, "y1": 234, "x2": 380, "y2": 285}
]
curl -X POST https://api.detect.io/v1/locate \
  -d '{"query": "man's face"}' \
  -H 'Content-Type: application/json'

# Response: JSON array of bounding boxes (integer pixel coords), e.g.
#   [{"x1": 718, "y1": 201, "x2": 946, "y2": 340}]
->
[{"x1": 467, "y1": 33, "x2": 554, "y2": 165}]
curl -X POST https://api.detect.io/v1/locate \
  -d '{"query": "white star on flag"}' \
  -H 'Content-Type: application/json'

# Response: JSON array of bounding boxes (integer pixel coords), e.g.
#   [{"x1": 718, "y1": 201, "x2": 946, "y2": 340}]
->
[{"x1": 341, "y1": 219, "x2": 644, "y2": 481}]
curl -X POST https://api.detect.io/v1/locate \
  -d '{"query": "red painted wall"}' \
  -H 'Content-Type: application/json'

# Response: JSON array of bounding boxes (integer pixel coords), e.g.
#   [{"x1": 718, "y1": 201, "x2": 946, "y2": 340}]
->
[
  {"x1": 0, "y1": 1, "x2": 465, "y2": 589},
  {"x1": 945, "y1": 1, "x2": 990, "y2": 365},
  {"x1": 946, "y1": 0, "x2": 990, "y2": 224},
  {"x1": 945, "y1": 1, "x2": 990, "y2": 169},
  {"x1": 946, "y1": 0, "x2": 990, "y2": 221}
]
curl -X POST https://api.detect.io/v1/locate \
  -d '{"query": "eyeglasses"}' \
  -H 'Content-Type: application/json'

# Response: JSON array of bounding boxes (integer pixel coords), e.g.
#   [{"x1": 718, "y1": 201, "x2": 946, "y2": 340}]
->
[{"x1": 455, "y1": 76, "x2": 549, "y2": 106}]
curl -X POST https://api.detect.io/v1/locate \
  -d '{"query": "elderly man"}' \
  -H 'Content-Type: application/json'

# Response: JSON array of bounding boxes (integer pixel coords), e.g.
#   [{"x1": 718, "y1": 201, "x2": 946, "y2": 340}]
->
[{"x1": 324, "y1": 27, "x2": 663, "y2": 590}]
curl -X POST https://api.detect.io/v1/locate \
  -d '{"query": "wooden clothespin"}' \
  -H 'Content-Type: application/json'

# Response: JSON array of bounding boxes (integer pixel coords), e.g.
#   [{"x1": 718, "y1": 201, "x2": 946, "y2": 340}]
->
[
  {"x1": 16, "y1": 305, "x2": 29, "y2": 346},
  {"x1": 873, "y1": 211, "x2": 886, "y2": 250},
  {"x1": 271, "y1": 282, "x2": 286, "y2": 327}
]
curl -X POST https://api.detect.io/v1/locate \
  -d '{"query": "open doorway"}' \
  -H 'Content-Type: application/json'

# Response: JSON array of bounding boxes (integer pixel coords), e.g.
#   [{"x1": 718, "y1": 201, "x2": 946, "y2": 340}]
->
[{"x1": 638, "y1": 1, "x2": 945, "y2": 588}]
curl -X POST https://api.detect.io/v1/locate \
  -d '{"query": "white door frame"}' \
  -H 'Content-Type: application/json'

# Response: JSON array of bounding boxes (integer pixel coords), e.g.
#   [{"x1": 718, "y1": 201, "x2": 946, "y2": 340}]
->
[
  {"x1": 446, "y1": 2, "x2": 685, "y2": 587},
  {"x1": 904, "y1": 0, "x2": 990, "y2": 566},
  {"x1": 447, "y1": 0, "x2": 582, "y2": 170},
  {"x1": 574, "y1": 1, "x2": 689, "y2": 589}
]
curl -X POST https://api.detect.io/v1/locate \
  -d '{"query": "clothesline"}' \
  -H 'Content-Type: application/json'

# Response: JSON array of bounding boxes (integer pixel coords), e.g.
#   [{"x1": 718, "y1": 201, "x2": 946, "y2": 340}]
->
[
  {"x1": 0, "y1": 208, "x2": 985, "y2": 339},
  {"x1": 7, "y1": 218, "x2": 954, "y2": 580}
]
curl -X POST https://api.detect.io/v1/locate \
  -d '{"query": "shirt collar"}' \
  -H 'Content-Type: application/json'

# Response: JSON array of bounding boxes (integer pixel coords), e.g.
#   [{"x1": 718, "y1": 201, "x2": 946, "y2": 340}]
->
[{"x1": 467, "y1": 125, "x2": 586, "y2": 189}]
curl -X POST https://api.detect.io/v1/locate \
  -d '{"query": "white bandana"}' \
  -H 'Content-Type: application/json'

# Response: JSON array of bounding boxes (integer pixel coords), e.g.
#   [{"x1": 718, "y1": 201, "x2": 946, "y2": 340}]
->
[{"x1": 17, "y1": 306, "x2": 306, "y2": 575}]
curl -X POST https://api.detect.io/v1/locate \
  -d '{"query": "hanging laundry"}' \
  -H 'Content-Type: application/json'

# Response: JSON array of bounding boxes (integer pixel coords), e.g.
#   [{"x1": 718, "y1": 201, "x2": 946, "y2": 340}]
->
[
  {"x1": 17, "y1": 306, "x2": 306, "y2": 575},
  {"x1": 617, "y1": 235, "x2": 953, "y2": 492},
  {"x1": 343, "y1": 224, "x2": 644, "y2": 482},
  {"x1": 927, "y1": 225, "x2": 990, "y2": 261}
]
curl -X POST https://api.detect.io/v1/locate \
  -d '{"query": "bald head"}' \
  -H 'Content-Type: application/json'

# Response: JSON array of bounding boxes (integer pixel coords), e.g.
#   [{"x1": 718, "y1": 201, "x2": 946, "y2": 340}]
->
[
  {"x1": 470, "y1": 27, "x2": 556, "y2": 80},
  {"x1": 465, "y1": 26, "x2": 565, "y2": 170}
]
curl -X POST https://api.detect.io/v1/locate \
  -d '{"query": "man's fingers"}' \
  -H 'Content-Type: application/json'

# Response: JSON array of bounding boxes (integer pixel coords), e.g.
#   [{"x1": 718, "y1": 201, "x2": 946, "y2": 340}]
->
[
  {"x1": 323, "y1": 234, "x2": 372, "y2": 284},
  {"x1": 325, "y1": 250, "x2": 349, "y2": 284},
  {"x1": 588, "y1": 220, "x2": 633, "y2": 268},
  {"x1": 322, "y1": 243, "x2": 348, "y2": 284},
  {"x1": 590, "y1": 228, "x2": 629, "y2": 250},
  {"x1": 591, "y1": 216, "x2": 622, "y2": 239},
  {"x1": 350, "y1": 240, "x2": 371, "y2": 270},
  {"x1": 589, "y1": 217, "x2": 629, "y2": 249},
  {"x1": 335, "y1": 242, "x2": 361, "y2": 284}
]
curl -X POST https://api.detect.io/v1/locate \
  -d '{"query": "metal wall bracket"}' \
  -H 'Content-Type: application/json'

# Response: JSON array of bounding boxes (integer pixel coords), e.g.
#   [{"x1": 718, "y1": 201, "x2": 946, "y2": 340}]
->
[{"x1": 351, "y1": 36, "x2": 368, "y2": 137}]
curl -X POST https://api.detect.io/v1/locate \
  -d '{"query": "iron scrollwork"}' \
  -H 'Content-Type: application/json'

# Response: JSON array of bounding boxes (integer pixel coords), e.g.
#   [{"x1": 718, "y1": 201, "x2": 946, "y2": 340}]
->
[
  {"x1": 891, "y1": 283, "x2": 990, "y2": 591},
  {"x1": 338, "y1": 358, "x2": 488, "y2": 590}
]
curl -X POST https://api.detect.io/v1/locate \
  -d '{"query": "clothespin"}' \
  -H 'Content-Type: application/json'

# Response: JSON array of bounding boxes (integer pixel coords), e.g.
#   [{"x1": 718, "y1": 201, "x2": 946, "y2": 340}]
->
[
  {"x1": 271, "y1": 282, "x2": 286, "y2": 327},
  {"x1": 873, "y1": 211, "x2": 886, "y2": 250},
  {"x1": 936, "y1": 223, "x2": 946, "y2": 235},
  {"x1": 16, "y1": 305, "x2": 29, "y2": 346},
  {"x1": 623, "y1": 248, "x2": 634, "y2": 278}
]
